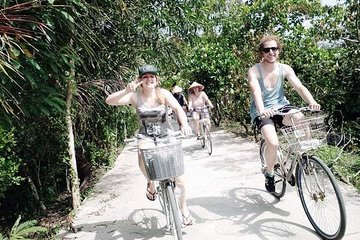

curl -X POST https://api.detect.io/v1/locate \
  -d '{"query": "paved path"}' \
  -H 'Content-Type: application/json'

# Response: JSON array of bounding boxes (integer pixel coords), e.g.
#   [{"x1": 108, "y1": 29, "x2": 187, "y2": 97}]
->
[{"x1": 58, "y1": 124, "x2": 360, "y2": 240}]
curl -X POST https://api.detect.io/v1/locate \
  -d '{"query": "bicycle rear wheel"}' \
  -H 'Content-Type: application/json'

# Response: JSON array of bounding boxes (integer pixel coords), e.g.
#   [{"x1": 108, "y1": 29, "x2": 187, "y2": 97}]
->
[
  {"x1": 259, "y1": 139, "x2": 286, "y2": 198},
  {"x1": 166, "y1": 184, "x2": 183, "y2": 240},
  {"x1": 295, "y1": 155, "x2": 346, "y2": 240},
  {"x1": 204, "y1": 126, "x2": 212, "y2": 155}
]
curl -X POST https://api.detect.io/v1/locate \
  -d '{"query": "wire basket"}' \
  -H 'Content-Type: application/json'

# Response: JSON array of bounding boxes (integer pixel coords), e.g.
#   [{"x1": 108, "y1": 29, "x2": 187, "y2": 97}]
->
[
  {"x1": 280, "y1": 114, "x2": 328, "y2": 152},
  {"x1": 139, "y1": 139, "x2": 184, "y2": 181}
]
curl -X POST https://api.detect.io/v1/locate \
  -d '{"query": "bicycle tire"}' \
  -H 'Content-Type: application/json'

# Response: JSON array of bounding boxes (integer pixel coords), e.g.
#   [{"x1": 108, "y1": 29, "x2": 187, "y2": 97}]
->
[
  {"x1": 166, "y1": 185, "x2": 183, "y2": 240},
  {"x1": 201, "y1": 124, "x2": 206, "y2": 148},
  {"x1": 205, "y1": 126, "x2": 212, "y2": 155},
  {"x1": 259, "y1": 139, "x2": 286, "y2": 198},
  {"x1": 158, "y1": 183, "x2": 171, "y2": 228},
  {"x1": 295, "y1": 155, "x2": 346, "y2": 240}
]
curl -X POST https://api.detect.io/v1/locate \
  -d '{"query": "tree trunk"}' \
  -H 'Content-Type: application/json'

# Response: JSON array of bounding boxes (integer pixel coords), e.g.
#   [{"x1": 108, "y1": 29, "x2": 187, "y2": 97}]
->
[
  {"x1": 66, "y1": 63, "x2": 81, "y2": 209},
  {"x1": 26, "y1": 175, "x2": 47, "y2": 211}
]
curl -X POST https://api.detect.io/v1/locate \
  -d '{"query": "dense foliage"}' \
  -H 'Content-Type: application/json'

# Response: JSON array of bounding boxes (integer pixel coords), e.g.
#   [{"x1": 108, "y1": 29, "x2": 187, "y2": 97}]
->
[{"x1": 0, "y1": 0, "x2": 359, "y2": 235}]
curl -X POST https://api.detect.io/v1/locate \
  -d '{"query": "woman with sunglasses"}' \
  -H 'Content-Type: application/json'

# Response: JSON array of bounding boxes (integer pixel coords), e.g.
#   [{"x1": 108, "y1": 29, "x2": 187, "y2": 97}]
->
[{"x1": 247, "y1": 35, "x2": 320, "y2": 193}]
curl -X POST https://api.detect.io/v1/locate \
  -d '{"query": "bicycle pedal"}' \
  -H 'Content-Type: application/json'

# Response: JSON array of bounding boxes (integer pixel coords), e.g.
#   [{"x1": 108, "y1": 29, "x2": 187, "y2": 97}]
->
[{"x1": 287, "y1": 174, "x2": 296, "y2": 186}]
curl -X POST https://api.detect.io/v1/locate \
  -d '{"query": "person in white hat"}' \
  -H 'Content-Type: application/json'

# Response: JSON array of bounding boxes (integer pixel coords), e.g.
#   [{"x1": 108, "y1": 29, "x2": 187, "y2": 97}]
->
[
  {"x1": 106, "y1": 64, "x2": 193, "y2": 226},
  {"x1": 188, "y1": 82, "x2": 214, "y2": 139}
]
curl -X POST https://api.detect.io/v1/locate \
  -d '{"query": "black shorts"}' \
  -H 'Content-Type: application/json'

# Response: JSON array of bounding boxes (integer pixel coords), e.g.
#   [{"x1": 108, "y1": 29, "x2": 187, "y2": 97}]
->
[{"x1": 253, "y1": 105, "x2": 297, "y2": 131}]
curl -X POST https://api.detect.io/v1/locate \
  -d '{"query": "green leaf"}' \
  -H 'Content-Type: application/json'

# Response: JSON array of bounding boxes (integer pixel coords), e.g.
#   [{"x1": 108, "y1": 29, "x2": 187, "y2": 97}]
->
[
  {"x1": 28, "y1": 59, "x2": 41, "y2": 71},
  {"x1": 60, "y1": 11, "x2": 75, "y2": 23}
]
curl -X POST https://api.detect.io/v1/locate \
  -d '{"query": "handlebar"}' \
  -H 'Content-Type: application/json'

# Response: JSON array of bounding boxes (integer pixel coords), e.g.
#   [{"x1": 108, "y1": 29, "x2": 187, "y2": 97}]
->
[
  {"x1": 189, "y1": 106, "x2": 213, "y2": 113},
  {"x1": 259, "y1": 106, "x2": 320, "y2": 119}
]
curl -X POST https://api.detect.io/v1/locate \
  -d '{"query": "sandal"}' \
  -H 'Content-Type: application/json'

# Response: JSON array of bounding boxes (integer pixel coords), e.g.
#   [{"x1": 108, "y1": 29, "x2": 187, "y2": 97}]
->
[
  {"x1": 181, "y1": 213, "x2": 193, "y2": 226},
  {"x1": 146, "y1": 182, "x2": 157, "y2": 201}
]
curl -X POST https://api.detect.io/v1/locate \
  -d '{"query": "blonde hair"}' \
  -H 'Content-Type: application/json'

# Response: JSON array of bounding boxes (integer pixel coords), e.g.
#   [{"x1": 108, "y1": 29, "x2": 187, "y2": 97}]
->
[{"x1": 155, "y1": 87, "x2": 165, "y2": 105}]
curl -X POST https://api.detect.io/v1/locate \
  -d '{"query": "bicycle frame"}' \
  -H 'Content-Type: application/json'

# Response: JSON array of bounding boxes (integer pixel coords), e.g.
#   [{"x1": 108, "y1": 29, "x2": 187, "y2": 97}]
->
[
  {"x1": 157, "y1": 179, "x2": 181, "y2": 235},
  {"x1": 199, "y1": 117, "x2": 209, "y2": 137},
  {"x1": 194, "y1": 107, "x2": 212, "y2": 155},
  {"x1": 276, "y1": 146, "x2": 297, "y2": 181}
]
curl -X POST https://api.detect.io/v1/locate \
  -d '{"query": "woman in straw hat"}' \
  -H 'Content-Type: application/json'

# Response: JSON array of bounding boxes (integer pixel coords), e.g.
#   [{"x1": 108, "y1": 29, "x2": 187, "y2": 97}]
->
[
  {"x1": 188, "y1": 82, "x2": 214, "y2": 139},
  {"x1": 106, "y1": 64, "x2": 194, "y2": 226}
]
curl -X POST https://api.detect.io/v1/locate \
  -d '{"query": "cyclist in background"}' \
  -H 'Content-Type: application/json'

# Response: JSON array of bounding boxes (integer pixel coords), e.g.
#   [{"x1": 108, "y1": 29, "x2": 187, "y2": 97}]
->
[
  {"x1": 172, "y1": 85, "x2": 188, "y2": 128},
  {"x1": 247, "y1": 35, "x2": 320, "y2": 193},
  {"x1": 106, "y1": 64, "x2": 193, "y2": 225},
  {"x1": 188, "y1": 82, "x2": 214, "y2": 140}
]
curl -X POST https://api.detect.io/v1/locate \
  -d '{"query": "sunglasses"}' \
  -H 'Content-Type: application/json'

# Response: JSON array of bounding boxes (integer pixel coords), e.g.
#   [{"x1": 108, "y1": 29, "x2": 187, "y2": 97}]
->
[{"x1": 262, "y1": 47, "x2": 278, "y2": 53}]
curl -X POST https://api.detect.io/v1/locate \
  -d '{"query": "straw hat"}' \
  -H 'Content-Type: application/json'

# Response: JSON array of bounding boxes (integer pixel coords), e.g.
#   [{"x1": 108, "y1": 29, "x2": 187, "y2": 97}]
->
[
  {"x1": 188, "y1": 82, "x2": 204, "y2": 91},
  {"x1": 172, "y1": 86, "x2": 183, "y2": 93}
]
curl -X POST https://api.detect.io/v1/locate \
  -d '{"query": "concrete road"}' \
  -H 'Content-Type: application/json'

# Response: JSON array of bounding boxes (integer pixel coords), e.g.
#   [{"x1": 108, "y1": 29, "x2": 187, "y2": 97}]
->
[{"x1": 58, "y1": 124, "x2": 360, "y2": 240}]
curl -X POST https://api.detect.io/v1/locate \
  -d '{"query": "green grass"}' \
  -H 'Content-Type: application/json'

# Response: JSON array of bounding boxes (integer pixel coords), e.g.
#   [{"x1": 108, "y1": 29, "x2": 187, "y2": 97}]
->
[{"x1": 315, "y1": 146, "x2": 360, "y2": 191}]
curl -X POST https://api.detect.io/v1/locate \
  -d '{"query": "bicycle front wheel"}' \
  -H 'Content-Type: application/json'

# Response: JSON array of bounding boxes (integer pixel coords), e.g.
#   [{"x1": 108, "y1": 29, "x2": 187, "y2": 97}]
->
[
  {"x1": 166, "y1": 185, "x2": 183, "y2": 240},
  {"x1": 296, "y1": 155, "x2": 346, "y2": 240},
  {"x1": 200, "y1": 124, "x2": 206, "y2": 148},
  {"x1": 259, "y1": 139, "x2": 286, "y2": 198},
  {"x1": 204, "y1": 126, "x2": 212, "y2": 155}
]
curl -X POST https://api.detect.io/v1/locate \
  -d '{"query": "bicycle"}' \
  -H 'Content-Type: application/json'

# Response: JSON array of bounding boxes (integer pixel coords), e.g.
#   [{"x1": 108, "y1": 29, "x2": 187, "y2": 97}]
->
[
  {"x1": 193, "y1": 106, "x2": 213, "y2": 155},
  {"x1": 139, "y1": 134, "x2": 185, "y2": 240},
  {"x1": 258, "y1": 107, "x2": 346, "y2": 240}
]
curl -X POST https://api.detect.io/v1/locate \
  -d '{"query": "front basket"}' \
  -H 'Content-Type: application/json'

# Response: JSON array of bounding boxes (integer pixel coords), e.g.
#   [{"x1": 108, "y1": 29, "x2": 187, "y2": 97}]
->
[{"x1": 140, "y1": 139, "x2": 184, "y2": 181}]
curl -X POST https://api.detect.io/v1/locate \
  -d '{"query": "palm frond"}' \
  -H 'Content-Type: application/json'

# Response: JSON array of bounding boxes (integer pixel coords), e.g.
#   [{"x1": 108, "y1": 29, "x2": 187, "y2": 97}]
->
[
  {"x1": 8, "y1": 215, "x2": 48, "y2": 239},
  {"x1": 0, "y1": 233, "x2": 8, "y2": 240}
]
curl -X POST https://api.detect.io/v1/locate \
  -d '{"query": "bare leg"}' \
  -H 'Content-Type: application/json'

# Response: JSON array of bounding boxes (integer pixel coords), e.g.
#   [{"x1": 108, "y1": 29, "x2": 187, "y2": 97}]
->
[
  {"x1": 138, "y1": 150, "x2": 156, "y2": 200},
  {"x1": 282, "y1": 111, "x2": 304, "y2": 126},
  {"x1": 261, "y1": 124, "x2": 279, "y2": 174},
  {"x1": 175, "y1": 175, "x2": 193, "y2": 225},
  {"x1": 192, "y1": 112, "x2": 200, "y2": 136}
]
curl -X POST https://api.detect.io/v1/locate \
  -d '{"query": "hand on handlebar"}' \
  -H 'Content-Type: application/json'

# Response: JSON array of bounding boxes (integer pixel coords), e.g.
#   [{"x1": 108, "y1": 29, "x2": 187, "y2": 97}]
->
[
  {"x1": 308, "y1": 102, "x2": 321, "y2": 111},
  {"x1": 260, "y1": 108, "x2": 276, "y2": 119},
  {"x1": 180, "y1": 124, "x2": 193, "y2": 137}
]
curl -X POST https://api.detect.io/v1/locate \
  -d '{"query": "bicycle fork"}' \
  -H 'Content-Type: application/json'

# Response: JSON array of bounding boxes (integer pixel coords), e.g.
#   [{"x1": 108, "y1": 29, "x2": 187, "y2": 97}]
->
[
  {"x1": 158, "y1": 180, "x2": 179, "y2": 230},
  {"x1": 298, "y1": 156, "x2": 326, "y2": 202}
]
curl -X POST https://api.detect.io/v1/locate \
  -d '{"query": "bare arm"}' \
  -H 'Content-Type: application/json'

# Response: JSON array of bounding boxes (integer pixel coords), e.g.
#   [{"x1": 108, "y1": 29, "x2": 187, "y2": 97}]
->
[
  {"x1": 283, "y1": 64, "x2": 320, "y2": 110},
  {"x1": 202, "y1": 92, "x2": 214, "y2": 108},
  {"x1": 105, "y1": 79, "x2": 142, "y2": 106},
  {"x1": 187, "y1": 95, "x2": 193, "y2": 110},
  {"x1": 183, "y1": 95, "x2": 188, "y2": 106},
  {"x1": 248, "y1": 67, "x2": 268, "y2": 115},
  {"x1": 163, "y1": 89, "x2": 192, "y2": 136}
]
